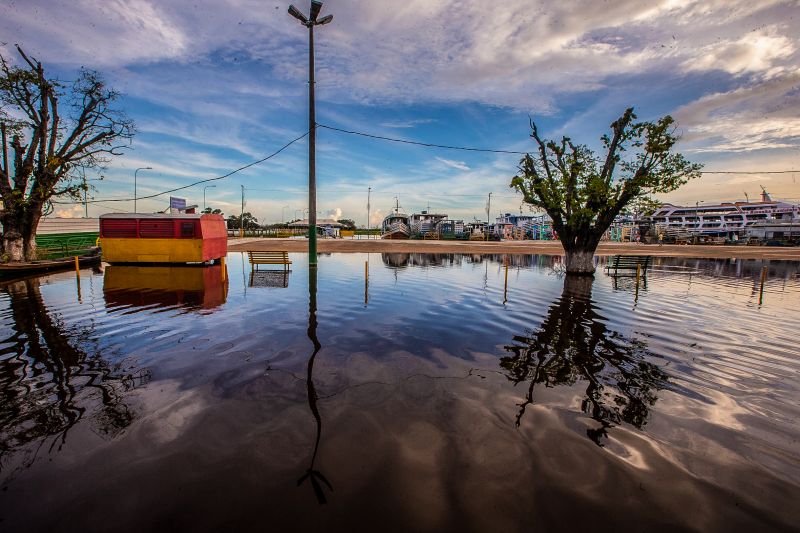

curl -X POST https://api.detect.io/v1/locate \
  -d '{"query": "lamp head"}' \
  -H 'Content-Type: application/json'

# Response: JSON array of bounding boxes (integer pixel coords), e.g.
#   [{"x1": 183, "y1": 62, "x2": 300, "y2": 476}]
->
[
  {"x1": 310, "y1": 1, "x2": 323, "y2": 22},
  {"x1": 288, "y1": 5, "x2": 308, "y2": 24},
  {"x1": 316, "y1": 14, "x2": 333, "y2": 25}
]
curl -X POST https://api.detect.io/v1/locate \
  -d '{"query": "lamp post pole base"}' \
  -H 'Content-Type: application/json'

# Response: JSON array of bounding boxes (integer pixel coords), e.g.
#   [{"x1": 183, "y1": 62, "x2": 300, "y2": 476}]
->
[{"x1": 309, "y1": 224, "x2": 318, "y2": 267}]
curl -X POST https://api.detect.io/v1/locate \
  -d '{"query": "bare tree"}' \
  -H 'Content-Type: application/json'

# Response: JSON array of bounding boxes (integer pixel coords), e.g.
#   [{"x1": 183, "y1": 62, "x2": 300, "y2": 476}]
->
[{"x1": 0, "y1": 45, "x2": 134, "y2": 261}]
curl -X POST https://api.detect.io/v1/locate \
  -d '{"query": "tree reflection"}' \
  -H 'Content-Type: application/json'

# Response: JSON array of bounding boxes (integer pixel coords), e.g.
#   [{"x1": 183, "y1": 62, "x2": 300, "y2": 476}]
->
[
  {"x1": 501, "y1": 276, "x2": 668, "y2": 446},
  {"x1": 0, "y1": 278, "x2": 149, "y2": 474},
  {"x1": 297, "y1": 266, "x2": 333, "y2": 504}
]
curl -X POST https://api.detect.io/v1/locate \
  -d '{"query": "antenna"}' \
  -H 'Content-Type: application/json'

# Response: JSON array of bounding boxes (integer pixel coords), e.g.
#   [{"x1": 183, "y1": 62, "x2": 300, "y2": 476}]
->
[{"x1": 744, "y1": 191, "x2": 749, "y2": 203}]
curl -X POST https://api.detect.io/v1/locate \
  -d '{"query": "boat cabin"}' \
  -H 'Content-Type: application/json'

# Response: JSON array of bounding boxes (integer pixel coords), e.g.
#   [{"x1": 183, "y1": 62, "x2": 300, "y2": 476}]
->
[{"x1": 99, "y1": 213, "x2": 227, "y2": 264}]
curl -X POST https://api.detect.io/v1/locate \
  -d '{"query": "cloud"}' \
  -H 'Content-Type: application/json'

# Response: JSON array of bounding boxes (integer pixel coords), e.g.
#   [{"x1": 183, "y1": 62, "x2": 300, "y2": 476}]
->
[
  {"x1": 380, "y1": 119, "x2": 436, "y2": 129},
  {"x1": 325, "y1": 207, "x2": 343, "y2": 221},
  {"x1": 54, "y1": 205, "x2": 84, "y2": 218},
  {"x1": 674, "y1": 72, "x2": 800, "y2": 153},
  {"x1": 435, "y1": 157, "x2": 471, "y2": 171},
  {"x1": 682, "y1": 28, "x2": 795, "y2": 76}
]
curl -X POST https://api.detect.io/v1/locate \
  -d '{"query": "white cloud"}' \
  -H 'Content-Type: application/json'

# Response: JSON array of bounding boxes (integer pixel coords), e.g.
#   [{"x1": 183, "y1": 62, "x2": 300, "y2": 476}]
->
[
  {"x1": 380, "y1": 119, "x2": 436, "y2": 129},
  {"x1": 682, "y1": 28, "x2": 795, "y2": 76},
  {"x1": 435, "y1": 157, "x2": 471, "y2": 171},
  {"x1": 55, "y1": 205, "x2": 84, "y2": 218},
  {"x1": 674, "y1": 72, "x2": 800, "y2": 153}
]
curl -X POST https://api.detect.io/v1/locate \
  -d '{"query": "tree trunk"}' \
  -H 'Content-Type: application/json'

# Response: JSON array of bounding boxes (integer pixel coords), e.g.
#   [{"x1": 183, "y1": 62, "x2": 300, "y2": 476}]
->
[
  {"x1": 564, "y1": 248, "x2": 597, "y2": 275},
  {"x1": 1, "y1": 211, "x2": 39, "y2": 262},
  {"x1": 2, "y1": 225, "x2": 25, "y2": 262}
]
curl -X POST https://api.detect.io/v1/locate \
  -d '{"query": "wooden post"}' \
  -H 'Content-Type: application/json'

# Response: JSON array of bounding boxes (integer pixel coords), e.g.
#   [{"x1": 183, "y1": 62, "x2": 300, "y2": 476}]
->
[
  {"x1": 74, "y1": 256, "x2": 80, "y2": 277},
  {"x1": 503, "y1": 255, "x2": 509, "y2": 304},
  {"x1": 364, "y1": 260, "x2": 369, "y2": 306},
  {"x1": 759, "y1": 265, "x2": 767, "y2": 304},
  {"x1": 221, "y1": 256, "x2": 226, "y2": 281}
]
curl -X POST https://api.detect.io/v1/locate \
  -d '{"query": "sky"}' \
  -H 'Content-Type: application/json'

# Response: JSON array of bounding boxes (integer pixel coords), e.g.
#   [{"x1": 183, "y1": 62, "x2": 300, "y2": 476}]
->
[{"x1": 1, "y1": 0, "x2": 799, "y2": 225}]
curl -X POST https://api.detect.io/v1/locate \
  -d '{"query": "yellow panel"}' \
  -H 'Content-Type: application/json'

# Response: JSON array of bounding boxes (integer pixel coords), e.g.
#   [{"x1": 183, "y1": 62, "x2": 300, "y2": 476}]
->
[{"x1": 101, "y1": 238, "x2": 204, "y2": 263}]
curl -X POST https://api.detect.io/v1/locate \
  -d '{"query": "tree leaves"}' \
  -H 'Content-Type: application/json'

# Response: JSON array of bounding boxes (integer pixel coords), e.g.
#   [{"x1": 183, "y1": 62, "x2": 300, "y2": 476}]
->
[{"x1": 510, "y1": 107, "x2": 702, "y2": 255}]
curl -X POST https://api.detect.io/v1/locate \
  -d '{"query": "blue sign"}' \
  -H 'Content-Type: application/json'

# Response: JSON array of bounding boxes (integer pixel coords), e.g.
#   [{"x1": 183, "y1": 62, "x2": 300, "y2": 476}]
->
[{"x1": 169, "y1": 197, "x2": 186, "y2": 210}]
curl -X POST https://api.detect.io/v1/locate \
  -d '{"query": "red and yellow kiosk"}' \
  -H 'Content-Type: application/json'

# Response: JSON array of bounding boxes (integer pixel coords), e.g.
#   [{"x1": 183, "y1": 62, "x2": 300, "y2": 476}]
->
[{"x1": 99, "y1": 213, "x2": 227, "y2": 263}]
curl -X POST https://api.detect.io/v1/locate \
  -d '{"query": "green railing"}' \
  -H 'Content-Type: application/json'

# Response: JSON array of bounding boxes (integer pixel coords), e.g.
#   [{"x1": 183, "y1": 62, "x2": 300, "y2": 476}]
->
[{"x1": 35, "y1": 232, "x2": 99, "y2": 259}]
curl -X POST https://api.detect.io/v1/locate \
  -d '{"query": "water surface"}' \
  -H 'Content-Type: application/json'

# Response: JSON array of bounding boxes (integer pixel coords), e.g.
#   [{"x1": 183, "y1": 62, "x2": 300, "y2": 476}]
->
[{"x1": 0, "y1": 253, "x2": 798, "y2": 532}]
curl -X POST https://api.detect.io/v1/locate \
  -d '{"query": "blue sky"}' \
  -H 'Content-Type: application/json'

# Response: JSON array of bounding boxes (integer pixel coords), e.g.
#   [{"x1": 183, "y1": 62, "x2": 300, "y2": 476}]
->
[{"x1": 2, "y1": 0, "x2": 799, "y2": 224}]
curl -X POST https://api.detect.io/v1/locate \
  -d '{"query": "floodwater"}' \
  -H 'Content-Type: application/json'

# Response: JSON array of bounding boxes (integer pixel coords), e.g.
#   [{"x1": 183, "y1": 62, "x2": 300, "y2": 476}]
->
[{"x1": 0, "y1": 253, "x2": 799, "y2": 532}]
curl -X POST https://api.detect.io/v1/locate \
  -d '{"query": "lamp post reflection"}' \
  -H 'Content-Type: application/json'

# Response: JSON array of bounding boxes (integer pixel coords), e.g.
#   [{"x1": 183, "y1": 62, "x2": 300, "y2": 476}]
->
[
  {"x1": 297, "y1": 265, "x2": 333, "y2": 504},
  {"x1": 501, "y1": 275, "x2": 669, "y2": 446}
]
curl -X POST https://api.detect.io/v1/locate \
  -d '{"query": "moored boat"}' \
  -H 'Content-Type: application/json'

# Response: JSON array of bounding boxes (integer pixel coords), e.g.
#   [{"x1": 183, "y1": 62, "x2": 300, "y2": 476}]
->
[
  {"x1": 381, "y1": 198, "x2": 410, "y2": 240},
  {"x1": 0, "y1": 249, "x2": 101, "y2": 279}
]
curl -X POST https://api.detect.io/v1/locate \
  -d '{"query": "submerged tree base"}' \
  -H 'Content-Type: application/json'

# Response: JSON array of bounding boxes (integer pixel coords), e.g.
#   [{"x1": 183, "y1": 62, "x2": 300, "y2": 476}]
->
[{"x1": 564, "y1": 249, "x2": 596, "y2": 275}]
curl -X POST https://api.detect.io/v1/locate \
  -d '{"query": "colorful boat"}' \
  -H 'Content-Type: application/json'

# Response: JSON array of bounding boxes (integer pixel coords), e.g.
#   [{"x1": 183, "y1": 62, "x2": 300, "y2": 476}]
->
[{"x1": 99, "y1": 213, "x2": 227, "y2": 264}]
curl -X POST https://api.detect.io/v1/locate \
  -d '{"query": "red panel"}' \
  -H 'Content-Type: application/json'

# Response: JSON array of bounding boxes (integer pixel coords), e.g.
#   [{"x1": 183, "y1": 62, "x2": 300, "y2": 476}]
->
[
  {"x1": 139, "y1": 219, "x2": 175, "y2": 238},
  {"x1": 199, "y1": 215, "x2": 227, "y2": 261},
  {"x1": 101, "y1": 218, "x2": 137, "y2": 238}
]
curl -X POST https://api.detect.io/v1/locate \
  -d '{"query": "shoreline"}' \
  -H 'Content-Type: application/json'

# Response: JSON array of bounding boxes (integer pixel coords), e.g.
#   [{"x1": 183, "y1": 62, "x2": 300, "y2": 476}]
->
[{"x1": 228, "y1": 238, "x2": 800, "y2": 261}]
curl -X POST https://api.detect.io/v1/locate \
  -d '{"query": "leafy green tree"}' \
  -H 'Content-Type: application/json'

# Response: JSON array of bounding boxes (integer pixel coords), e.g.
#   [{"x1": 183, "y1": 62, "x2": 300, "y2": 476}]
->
[
  {"x1": 511, "y1": 108, "x2": 701, "y2": 274},
  {"x1": 202, "y1": 207, "x2": 223, "y2": 215},
  {"x1": 1, "y1": 46, "x2": 134, "y2": 261},
  {"x1": 226, "y1": 212, "x2": 258, "y2": 230},
  {"x1": 336, "y1": 218, "x2": 356, "y2": 230}
]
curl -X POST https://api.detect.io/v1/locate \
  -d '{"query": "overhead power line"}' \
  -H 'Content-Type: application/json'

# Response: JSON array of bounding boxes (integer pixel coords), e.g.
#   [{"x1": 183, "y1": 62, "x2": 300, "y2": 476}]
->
[
  {"x1": 318, "y1": 123, "x2": 798, "y2": 175},
  {"x1": 53, "y1": 130, "x2": 310, "y2": 205},
  {"x1": 697, "y1": 170, "x2": 797, "y2": 174},
  {"x1": 316, "y1": 123, "x2": 528, "y2": 155}
]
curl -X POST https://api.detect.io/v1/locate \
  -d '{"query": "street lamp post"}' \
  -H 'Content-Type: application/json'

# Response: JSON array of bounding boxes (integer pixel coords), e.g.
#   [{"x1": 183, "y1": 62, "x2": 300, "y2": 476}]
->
[
  {"x1": 288, "y1": 1, "x2": 333, "y2": 268},
  {"x1": 134, "y1": 166, "x2": 152, "y2": 213},
  {"x1": 204, "y1": 185, "x2": 217, "y2": 211}
]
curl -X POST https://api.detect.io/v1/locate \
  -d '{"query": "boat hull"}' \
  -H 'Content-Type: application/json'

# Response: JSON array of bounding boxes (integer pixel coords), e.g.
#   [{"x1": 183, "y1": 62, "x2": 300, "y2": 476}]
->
[{"x1": 0, "y1": 252, "x2": 101, "y2": 280}]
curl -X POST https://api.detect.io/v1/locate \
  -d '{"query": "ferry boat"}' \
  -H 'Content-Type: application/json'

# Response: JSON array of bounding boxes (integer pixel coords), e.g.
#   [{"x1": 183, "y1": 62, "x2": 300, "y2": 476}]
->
[
  {"x1": 648, "y1": 189, "x2": 799, "y2": 238},
  {"x1": 381, "y1": 199, "x2": 410, "y2": 240}
]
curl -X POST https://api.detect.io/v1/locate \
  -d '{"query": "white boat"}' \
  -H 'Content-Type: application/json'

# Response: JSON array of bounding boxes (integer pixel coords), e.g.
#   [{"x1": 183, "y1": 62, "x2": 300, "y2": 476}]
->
[
  {"x1": 381, "y1": 198, "x2": 410, "y2": 240},
  {"x1": 648, "y1": 189, "x2": 799, "y2": 238}
]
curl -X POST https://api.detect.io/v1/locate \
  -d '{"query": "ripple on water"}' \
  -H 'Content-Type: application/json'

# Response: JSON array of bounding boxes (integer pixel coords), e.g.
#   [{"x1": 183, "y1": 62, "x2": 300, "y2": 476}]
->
[{"x1": 0, "y1": 253, "x2": 799, "y2": 531}]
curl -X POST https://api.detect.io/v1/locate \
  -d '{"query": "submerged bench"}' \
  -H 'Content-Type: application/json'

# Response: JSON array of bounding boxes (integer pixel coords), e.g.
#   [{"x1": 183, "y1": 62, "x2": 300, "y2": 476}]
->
[
  {"x1": 248, "y1": 251, "x2": 291, "y2": 272},
  {"x1": 605, "y1": 255, "x2": 651, "y2": 276}
]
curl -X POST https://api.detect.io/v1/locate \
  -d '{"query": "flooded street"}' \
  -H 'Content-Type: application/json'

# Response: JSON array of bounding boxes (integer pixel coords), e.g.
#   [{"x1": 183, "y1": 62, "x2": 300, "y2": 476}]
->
[{"x1": 1, "y1": 253, "x2": 799, "y2": 532}]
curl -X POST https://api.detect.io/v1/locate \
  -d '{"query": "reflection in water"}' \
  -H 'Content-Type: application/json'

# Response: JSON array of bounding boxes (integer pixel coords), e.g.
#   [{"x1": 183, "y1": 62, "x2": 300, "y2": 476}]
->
[
  {"x1": 249, "y1": 270, "x2": 290, "y2": 288},
  {"x1": 297, "y1": 266, "x2": 333, "y2": 504},
  {"x1": 501, "y1": 275, "x2": 669, "y2": 446},
  {"x1": 103, "y1": 265, "x2": 228, "y2": 311},
  {"x1": 0, "y1": 278, "x2": 149, "y2": 475}
]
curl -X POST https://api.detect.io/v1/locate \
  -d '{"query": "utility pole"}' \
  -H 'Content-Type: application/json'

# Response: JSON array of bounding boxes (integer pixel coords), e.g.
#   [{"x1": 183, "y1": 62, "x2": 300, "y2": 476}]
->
[
  {"x1": 367, "y1": 186, "x2": 371, "y2": 239},
  {"x1": 289, "y1": 1, "x2": 333, "y2": 268},
  {"x1": 240, "y1": 185, "x2": 245, "y2": 238},
  {"x1": 82, "y1": 169, "x2": 88, "y2": 218},
  {"x1": 134, "y1": 166, "x2": 152, "y2": 213},
  {"x1": 485, "y1": 192, "x2": 492, "y2": 241}
]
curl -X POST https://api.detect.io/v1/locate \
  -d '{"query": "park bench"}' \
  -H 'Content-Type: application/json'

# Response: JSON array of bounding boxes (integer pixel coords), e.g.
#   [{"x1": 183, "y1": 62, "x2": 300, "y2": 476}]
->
[
  {"x1": 605, "y1": 255, "x2": 651, "y2": 277},
  {"x1": 248, "y1": 251, "x2": 291, "y2": 272}
]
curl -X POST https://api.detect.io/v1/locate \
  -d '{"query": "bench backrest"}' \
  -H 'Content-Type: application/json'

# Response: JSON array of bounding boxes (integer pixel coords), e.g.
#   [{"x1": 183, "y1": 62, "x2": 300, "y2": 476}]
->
[
  {"x1": 608, "y1": 255, "x2": 651, "y2": 269},
  {"x1": 248, "y1": 251, "x2": 290, "y2": 263}
]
